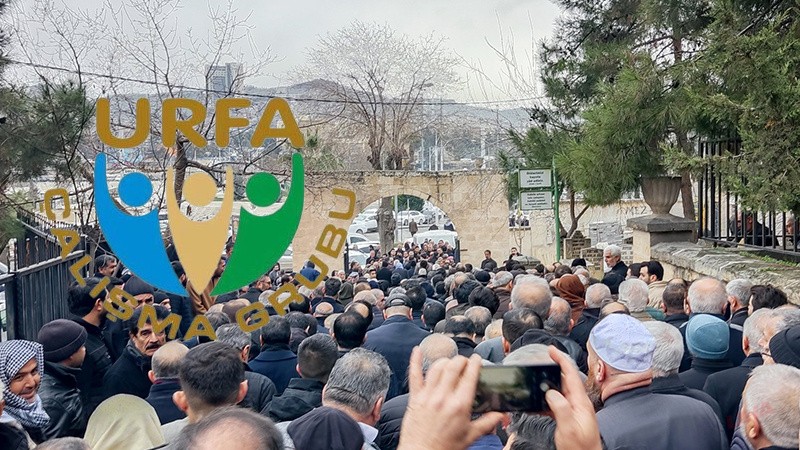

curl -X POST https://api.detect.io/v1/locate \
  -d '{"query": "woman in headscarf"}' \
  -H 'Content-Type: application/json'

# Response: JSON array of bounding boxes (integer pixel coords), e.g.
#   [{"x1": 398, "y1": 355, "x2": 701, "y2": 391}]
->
[
  {"x1": 0, "y1": 340, "x2": 50, "y2": 446},
  {"x1": 84, "y1": 394, "x2": 165, "y2": 450},
  {"x1": 556, "y1": 274, "x2": 586, "y2": 323}
]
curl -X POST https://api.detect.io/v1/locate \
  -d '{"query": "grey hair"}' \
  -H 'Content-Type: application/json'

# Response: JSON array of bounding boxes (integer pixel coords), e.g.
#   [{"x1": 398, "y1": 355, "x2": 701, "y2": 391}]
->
[
  {"x1": 642, "y1": 322, "x2": 684, "y2": 377},
  {"x1": 493, "y1": 271, "x2": 513, "y2": 288},
  {"x1": 585, "y1": 284, "x2": 612, "y2": 308},
  {"x1": 726, "y1": 279, "x2": 753, "y2": 306},
  {"x1": 773, "y1": 307, "x2": 800, "y2": 334},
  {"x1": 743, "y1": 308, "x2": 775, "y2": 354},
  {"x1": 618, "y1": 279, "x2": 649, "y2": 313},
  {"x1": 465, "y1": 306, "x2": 493, "y2": 336},
  {"x1": 742, "y1": 364, "x2": 800, "y2": 448},
  {"x1": 503, "y1": 343, "x2": 555, "y2": 365},
  {"x1": 216, "y1": 324, "x2": 252, "y2": 351},
  {"x1": 687, "y1": 277, "x2": 728, "y2": 314},
  {"x1": 35, "y1": 437, "x2": 91, "y2": 450},
  {"x1": 419, "y1": 334, "x2": 458, "y2": 373},
  {"x1": 604, "y1": 244, "x2": 621, "y2": 257},
  {"x1": 444, "y1": 274, "x2": 455, "y2": 293},
  {"x1": 151, "y1": 341, "x2": 189, "y2": 379},
  {"x1": 312, "y1": 284, "x2": 326, "y2": 298},
  {"x1": 510, "y1": 276, "x2": 553, "y2": 320},
  {"x1": 544, "y1": 297, "x2": 571, "y2": 336},
  {"x1": 353, "y1": 290, "x2": 377, "y2": 305},
  {"x1": 324, "y1": 348, "x2": 391, "y2": 416}
]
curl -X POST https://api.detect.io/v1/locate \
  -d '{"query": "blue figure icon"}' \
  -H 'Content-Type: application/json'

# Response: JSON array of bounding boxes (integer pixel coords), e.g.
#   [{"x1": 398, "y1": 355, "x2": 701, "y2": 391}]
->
[{"x1": 94, "y1": 153, "x2": 186, "y2": 295}]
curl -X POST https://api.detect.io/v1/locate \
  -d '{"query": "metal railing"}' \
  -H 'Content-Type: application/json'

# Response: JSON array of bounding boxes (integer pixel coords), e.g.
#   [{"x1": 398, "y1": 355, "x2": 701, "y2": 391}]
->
[{"x1": 698, "y1": 139, "x2": 799, "y2": 258}]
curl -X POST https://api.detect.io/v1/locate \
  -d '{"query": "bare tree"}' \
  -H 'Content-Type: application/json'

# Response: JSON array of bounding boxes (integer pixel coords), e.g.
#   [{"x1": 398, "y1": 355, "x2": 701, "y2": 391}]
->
[{"x1": 301, "y1": 21, "x2": 459, "y2": 252}]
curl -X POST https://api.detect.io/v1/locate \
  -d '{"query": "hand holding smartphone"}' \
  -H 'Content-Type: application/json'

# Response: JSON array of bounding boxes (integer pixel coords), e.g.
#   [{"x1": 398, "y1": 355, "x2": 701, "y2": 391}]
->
[{"x1": 473, "y1": 364, "x2": 562, "y2": 413}]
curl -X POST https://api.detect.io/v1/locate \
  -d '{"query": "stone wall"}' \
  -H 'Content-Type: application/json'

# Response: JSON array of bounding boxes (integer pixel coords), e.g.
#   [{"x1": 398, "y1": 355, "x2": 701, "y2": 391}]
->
[{"x1": 651, "y1": 242, "x2": 800, "y2": 304}]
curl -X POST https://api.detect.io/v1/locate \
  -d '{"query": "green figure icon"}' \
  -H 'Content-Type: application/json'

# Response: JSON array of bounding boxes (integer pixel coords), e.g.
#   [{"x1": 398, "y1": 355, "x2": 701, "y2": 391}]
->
[{"x1": 212, "y1": 153, "x2": 304, "y2": 295}]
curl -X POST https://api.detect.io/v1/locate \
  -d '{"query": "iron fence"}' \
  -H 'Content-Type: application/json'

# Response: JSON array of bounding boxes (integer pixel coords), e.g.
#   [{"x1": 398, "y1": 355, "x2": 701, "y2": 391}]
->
[{"x1": 698, "y1": 139, "x2": 800, "y2": 259}]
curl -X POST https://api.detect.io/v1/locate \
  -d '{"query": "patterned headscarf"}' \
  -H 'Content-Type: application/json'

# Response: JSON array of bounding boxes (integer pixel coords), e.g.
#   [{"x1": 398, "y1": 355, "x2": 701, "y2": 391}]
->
[{"x1": 0, "y1": 340, "x2": 50, "y2": 429}]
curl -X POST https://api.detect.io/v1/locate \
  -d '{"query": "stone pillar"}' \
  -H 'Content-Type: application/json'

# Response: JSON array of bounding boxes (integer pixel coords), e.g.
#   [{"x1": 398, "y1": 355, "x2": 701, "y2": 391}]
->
[{"x1": 628, "y1": 215, "x2": 697, "y2": 263}]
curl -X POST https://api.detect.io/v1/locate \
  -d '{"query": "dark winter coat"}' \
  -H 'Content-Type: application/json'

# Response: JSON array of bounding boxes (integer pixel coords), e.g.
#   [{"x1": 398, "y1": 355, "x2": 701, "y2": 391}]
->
[
  {"x1": 601, "y1": 261, "x2": 628, "y2": 295},
  {"x1": 0, "y1": 422, "x2": 29, "y2": 450},
  {"x1": 453, "y1": 337, "x2": 477, "y2": 358},
  {"x1": 72, "y1": 318, "x2": 112, "y2": 416},
  {"x1": 166, "y1": 292, "x2": 195, "y2": 337},
  {"x1": 247, "y1": 345, "x2": 299, "y2": 395},
  {"x1": 266, "y1": 378, "x2": 324, "y2": 422},
  {"x1": 703, "y1": 353, "x2": 763, "y2": 440},
  {"x1": 650, "y1": 374, "x2": 724, "y2": 427},
  {"x1": 240, "y1": 370, "x2": 278, "y2": 415},
  {"x1": 376, "y1": 393, "x2": 408, "y2": 450},
  {"x1": 679, "y1": 357, "x2": 734, "y2": 391},
  {"x1": 39, "y1": 362, "x2": 86, "y2": 440},
  {"x1": 103, "y1": 341, "x2": 153, "y2": 399},
  {"x1": 145, "y1": 379, "x2": 184, "y2": 425},
  {"x1": 492, "y1": 288, "x2": 512, "y2": 320},
  {"x1": 364, "y1": 315, "x2": 430, "y2": 399},
  {"x1": 569, "y1": 307, "x2": 601, "y2": 350}
]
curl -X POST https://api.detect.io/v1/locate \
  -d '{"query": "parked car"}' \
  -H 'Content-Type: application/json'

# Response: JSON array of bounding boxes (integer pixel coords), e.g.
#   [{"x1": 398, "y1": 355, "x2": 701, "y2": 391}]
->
[
  {"x1": 345, "y1": 249, "x2": 368, "y2": 268},
  {"x1": 397, "y1": 210, "x2": 426, "y2": 227},
  {"x1": 278, "y1": 247, "x2": 294, "y2": 272},
  {"x1": 348, "y1": 217, "x2": 378, "y2": 234},
  {"x1": 413, "y1": 230, "x2": 458, "y2": 248},
  {"x1": 347, "y1": 234, "x2": 380, "y2": 253}
]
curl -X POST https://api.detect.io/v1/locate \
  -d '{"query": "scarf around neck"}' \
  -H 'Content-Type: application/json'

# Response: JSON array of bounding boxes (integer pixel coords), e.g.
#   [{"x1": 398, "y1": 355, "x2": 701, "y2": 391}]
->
[{"x1": 0, "y1": 340, "x2": 50, "y2": 429}]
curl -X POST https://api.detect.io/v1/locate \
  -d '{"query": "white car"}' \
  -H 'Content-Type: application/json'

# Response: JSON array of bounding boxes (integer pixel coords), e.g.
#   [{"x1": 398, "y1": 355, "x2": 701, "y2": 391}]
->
[
  {"x1": 347, "y1": 233, "x2": 380, "y2": 253},
  {"x1": 397, "y1": 210, "x2": 426, "y2": 227},
  {"x1": 413, "y1": 230, "x2": 458, "y2": 248},
  {"x1": 348, "y1": 217, "x2": 378, "y2": 234},
  {"x1": 278, "y1": 247, "x2": 294, "y2": 272},
  {"x1": 345, "y1": 250, "x2": 368, "y2": 267}
]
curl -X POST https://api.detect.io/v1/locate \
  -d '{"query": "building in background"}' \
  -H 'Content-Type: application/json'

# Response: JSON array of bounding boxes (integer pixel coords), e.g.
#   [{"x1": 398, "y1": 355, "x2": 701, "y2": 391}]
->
[{"x1": 206, "y1": 63, "x2": 243, "y2": 94}]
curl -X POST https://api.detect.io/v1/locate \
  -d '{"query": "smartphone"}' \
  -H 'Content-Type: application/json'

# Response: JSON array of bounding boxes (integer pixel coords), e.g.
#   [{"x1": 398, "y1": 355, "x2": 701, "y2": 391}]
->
[{"x1": 473, "y1": 364, "x2": 561, "y2": 413}]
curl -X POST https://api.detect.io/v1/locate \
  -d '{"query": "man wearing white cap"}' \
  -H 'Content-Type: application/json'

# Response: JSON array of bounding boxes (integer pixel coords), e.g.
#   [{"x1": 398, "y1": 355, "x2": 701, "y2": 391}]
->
[{"x1": 587, "y1": 314, "x2": 727, "y2": 449}]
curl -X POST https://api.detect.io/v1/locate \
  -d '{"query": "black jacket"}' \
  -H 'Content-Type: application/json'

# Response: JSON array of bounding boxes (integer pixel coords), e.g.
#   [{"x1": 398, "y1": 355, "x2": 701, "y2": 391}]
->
[
  {"x1": 266, "y1": 378, "x2": 324, "y2": 422},
  {"x1": 664, "y1": 313, "x2": 689, "y2": 329},
  {"x1": 364, "y1": 315, "x2": 431, "y2": 399},
  {"x1": 601, "y1": 261, "x2": 628, "y2": 295},
  {"x1": 679, "y1": 357, "x2": 734, "y2": 391},
  {"x1": 247, "y1": 345, "x2": 299, "y2": 395},
  {"x1": 650, "y1": 374, "x2": 724, "y2": 427},
  {"x1": 729, "y1": 309, "x2": 748, "y2": 328},
  {"x1": 492, "y1": 288, "x2": 512, "y2": 320},
  {"x1": 376, "y1": 393, "x2": 408, "y2": 450},
  {"x1": 166, "y1": 292, "x2": 195, "y2": 337},
  {"x1": 0, "y1": 422, "x2": 29, "y2": 450},
  {"x1": 72, "y1": 318, "x2": 112, "y2": 416},
  {"x1": 39, "y1": 362, "x2": 86, "y2": 440},
  {"x1": 240, "y1": 370, "x2": 278, "y2": 415},
  {"x1": 703, "y1": 353, "x2": 763, "y2": 440},
  {"x1": 102, "y1": 318, "x2": 128, "y2": 363},
  {"x1": 453, "y1": 337, "x2": 477, "y2": 357},
  {"x1": 568, "y1": 308, "x2": 601, "y2": 351},
  {"x1": 103, "y1": 341, "x2": 153, "y2": 399},
  {"x1": 146, "y1": 379, "x2": 185, "y2": 425}
]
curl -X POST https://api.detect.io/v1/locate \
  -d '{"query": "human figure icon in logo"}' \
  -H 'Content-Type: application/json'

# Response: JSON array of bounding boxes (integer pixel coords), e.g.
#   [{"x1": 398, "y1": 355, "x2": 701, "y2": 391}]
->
[
  {"x1": 94, "y1": 153, "x2": 185, "y2": 295},
  {"x1": 166, "y1": 167, "x2": 234, "y2": 296},
  {"x1": 213, "y1": 153, "x2": 304, "y2": 295}
]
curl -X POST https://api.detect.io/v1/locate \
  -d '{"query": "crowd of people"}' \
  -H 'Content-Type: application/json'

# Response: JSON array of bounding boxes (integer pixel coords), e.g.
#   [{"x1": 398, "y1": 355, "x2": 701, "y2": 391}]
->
[{"x1": 0, "y1": 236, "x2": 799, "y2": 450}]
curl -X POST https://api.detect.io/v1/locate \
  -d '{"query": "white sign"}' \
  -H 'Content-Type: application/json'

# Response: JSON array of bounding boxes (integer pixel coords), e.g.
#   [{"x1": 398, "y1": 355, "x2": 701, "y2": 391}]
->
[
  {"x1": 519, "y1": 169, "x2": 552, "y2": 188},
  {"x1": 520, "y1": 191, "x2": 553, "y2": 211}
]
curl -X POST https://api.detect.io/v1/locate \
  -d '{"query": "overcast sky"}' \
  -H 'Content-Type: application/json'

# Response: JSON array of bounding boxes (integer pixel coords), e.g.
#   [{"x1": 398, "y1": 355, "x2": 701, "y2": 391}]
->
[{"x1": 11, "y1": 0, "x2": 562, "y2": 104}]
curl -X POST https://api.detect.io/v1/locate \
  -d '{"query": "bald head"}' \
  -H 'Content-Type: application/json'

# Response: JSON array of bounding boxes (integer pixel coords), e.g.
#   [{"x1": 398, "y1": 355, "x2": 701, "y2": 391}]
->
[
  {"x1": 314, "y1": 302, "x2": 334, "y2": 317},
  {"x1": 510, "y1": 279, "x2": 553, "y2": 320},
  {"x1": 152, "y1": 341, "x2": 189, "y2": 379},
  {"x1": 419, "y1": 334, "x2": 458, "y2": 373},
  {"x1": 688, "y1": 277, "x2": 728, "y2": 314}
]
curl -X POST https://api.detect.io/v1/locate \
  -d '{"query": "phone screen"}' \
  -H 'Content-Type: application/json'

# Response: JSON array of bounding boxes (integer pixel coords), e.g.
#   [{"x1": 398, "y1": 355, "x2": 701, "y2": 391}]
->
[{"x1": 473, "y1": 364, "x2": 561, "y2": 413}]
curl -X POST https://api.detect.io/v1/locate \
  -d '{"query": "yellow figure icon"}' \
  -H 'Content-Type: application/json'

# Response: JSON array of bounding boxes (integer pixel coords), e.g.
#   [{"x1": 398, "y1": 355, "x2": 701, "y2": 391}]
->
[{"x1": 166, "y1": 168, "x2": 234, "y2": 295}]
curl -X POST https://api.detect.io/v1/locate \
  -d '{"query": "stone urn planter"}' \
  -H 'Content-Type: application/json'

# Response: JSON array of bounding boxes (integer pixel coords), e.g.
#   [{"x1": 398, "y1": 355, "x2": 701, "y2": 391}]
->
[{"x1": 641, "y1": 176, "x2": 682, "y2": 215}]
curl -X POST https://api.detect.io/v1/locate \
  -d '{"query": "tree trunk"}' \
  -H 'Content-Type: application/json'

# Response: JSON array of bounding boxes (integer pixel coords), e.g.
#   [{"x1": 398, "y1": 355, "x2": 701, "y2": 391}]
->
[
  {"x1": 173, "y1": 137, "x2": 188, "y2": 205},
  {"x1": 378, "y1": 196, "x2": 395, "y2": 255}
]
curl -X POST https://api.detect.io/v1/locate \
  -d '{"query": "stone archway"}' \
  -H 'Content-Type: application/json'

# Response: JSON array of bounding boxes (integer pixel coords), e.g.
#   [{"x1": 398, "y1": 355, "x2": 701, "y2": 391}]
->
[{"x1": 292, "y1": 170, "x2": 511, "y2": 273}]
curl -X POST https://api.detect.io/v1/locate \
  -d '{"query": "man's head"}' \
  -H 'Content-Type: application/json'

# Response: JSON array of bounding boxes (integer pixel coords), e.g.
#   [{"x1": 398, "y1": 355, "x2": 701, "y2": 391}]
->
[
  {"x1": 67, "y1": 278, "x2": 108, "y2": 321},
  {"x1": 544, "y1": 297, "x2": 572, "y2": 337},
  {"x1": 587, "y1": 314, "x2": 655, "y2": 403},
  {"x1": 503, "y1": 343, "x2": 556, "y2": 366},
  {"x1": 505, "y1": 414, "x2": 556, "y2": 450},
  {"x1": 599, "y1": 301, "x2": 630, "y2": 320},
  {"x1": 405, "y1": 285, "x2": 427, "y2": 312},
  {"x1": 205, "y1": 311, "x2": 231, "y2": 331},
  {"x1": 768, "y1": 323, "x2": 800, "y2": 368},
  {"x1": 37, "y1": 319, "x2": 87, "y2": 368},
  {"x1": 455, "y1": 280, "x2": 481, "y2": 304},
  {"x1": 176, "y1": 407, "x2": 283, "y2": 450},
  {"x1": 260, "y1": 316, "x2": 291, "y2": 348},
  {"x1": 216, "y1": 324, "x2": 252, "y2": 363},
  {"x1": 484, "y1": 250, "x2": 492, "y2": 259},
  {"x1": 617, "y1": 279, "x2": 649, "y2": 314},
  {"x1": 127, "y1": 305, "x2": 169, "y2": 357},
  {"x1": 502, "y1": 308, "x2": 543, "y2": 354},
  {"x1": 35, "y1": 437, "x2": 92, "y2": 450},
  {"x1": 603, "y1": 245, "x2": 621, "y2": 268},
  {"x1": 383, "y1": 292, "x2": 412, "y2": 319},
  {"x1": 149, "y1": 341, "x2": 189, "y2": 383},
  {"x1": 297, "y1": 334, "x2": 339, "y2": 383},
  {"x1": 332, "y1": 312, "x2": 369, "y2": 351},
  {"x1": 468, "y1": 286, "x2": 499, "y2": 316},
  {"x1": 661, "y1": 283, "x2": 687, "y2": 314},
  {"x1": 685, "y1": 315, "x2": 729, "y2": 361},
  {"x1": 585, "y1": 283, "x2": 611, "y2": 309},
  {"x1": 0, "y1": 340, "x2": 44, "y2": 404},
  {"x1": 464, "y1": 306, "x2": 492, "y2": 341},
  {"x1": 325, "y1": 278, "x2": 342, "y2": 299},
  {"x1": 94, "y1": 254, "x2": 118, "y2": 277},
  {"x1": 174, "y1": 342, "x2": 247, "y2": 421},
  {"x1": 422, "y1": 301, "x2": 446, "y2": 331},
  {"x1": 740, "y1": 364, "x2": 800, "y2": 449},
  {"x1": 726, "y1": 279, "x2": 753, "y2": 313},
  {"x1": 638, "y1": 261, "x2": 664, "y2": 285},
  {"x1": 687, "y1": 277, "x2": 728, "y2": 315},
  {"x1": 749, "y1": 284, "x2": 789, "y2": 314},
  {"x1": 418, "y1": 334, "x2": 458, "y2": 373},
  {"x1": 444, "y1": 316, "x2": 476, "y2": 341},
  {"x1": 492, "y1": 271, "x2": 513, "y2": 290},
  {"x1": 642, "y1": 321, "x2": 684, "y2": 378},
  {"x1": 510, "y1": 276, "x2": 553, "y2": 320},
  {"x1": 322, "y1": 348, "x2": 391, "y2": 426},
  {"x1": 742, "y1": 308, "x2": 775, "y2": 357}
]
